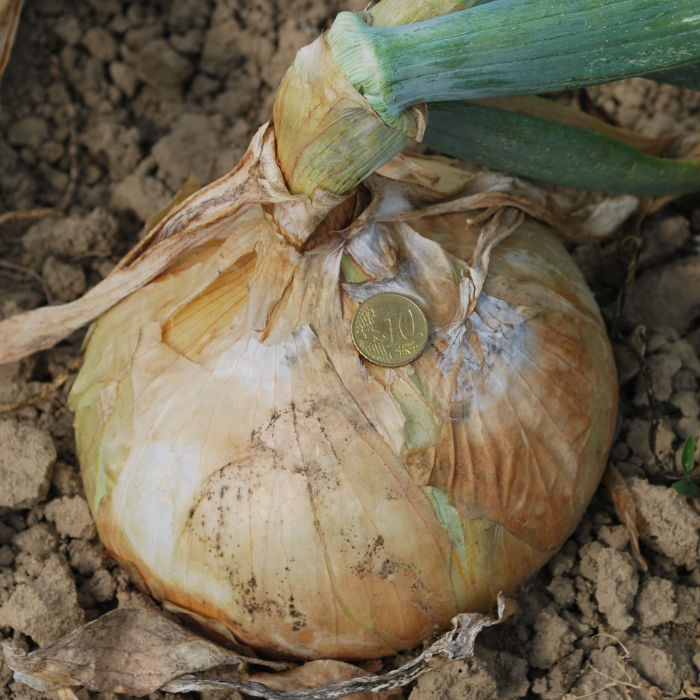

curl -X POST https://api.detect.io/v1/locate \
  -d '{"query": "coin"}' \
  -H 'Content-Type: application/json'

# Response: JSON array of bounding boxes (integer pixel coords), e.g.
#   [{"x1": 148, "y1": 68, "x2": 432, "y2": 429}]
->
[{"x1": 351, "y1": 293, "x2": 429, "y2": 367}]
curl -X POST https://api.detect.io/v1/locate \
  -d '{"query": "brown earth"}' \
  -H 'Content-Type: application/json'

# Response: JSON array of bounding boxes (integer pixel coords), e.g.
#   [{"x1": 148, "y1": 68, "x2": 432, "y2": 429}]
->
[{"x1": 0, "y1": 1, "x2": 699, "y2": 699}]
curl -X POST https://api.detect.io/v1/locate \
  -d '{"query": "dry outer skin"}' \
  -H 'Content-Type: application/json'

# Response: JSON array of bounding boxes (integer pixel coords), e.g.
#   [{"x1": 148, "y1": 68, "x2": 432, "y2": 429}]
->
[
  {"x1": 0, "y1": 1, "x2": 699, "y2": 698},
  {"x1": 64, "y1": 139, "x2": 617, "y2": 660}
]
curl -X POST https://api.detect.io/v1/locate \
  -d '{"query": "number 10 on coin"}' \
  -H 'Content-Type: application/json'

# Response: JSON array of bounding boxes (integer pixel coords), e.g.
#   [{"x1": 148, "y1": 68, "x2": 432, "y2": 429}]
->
[{"x1": 351, "y1": 293, "x2": 429, "y2": 367}]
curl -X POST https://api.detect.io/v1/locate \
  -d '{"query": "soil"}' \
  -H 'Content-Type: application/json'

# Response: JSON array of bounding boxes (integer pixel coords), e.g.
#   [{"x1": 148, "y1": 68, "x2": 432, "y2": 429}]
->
[{"x1": 0, "y1": 1, "x2": 699, "y2": 699}]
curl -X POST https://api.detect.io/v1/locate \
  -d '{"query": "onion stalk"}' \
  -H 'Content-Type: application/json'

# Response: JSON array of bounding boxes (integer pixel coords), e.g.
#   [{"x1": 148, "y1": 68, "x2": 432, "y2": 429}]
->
[
  {"x1": 329, "y1": 0, "x2": 700, "y2": 128},
  {"x1": 277, "y1": 0, "x2": 700, "y2": 199}
]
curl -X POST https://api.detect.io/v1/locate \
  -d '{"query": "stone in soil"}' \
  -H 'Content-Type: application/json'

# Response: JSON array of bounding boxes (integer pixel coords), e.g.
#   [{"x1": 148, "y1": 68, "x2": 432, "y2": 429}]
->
[
  {"x1": 12, "y1": 524, "x2": 58, "y2": 559},
  {"x1": 624, "y1": 257, "x2": 700, "y2": 334},
  {"x1": 109, "y1": 60, "x2": 138, "y2": 98},
  {"x1": 675, "y1": 584, "x2": 700, "y2": 625},
  {"x1": 151, "y1": 112, "x2": 228, "y2": 190},
  {"x1": 0, "y1": 553, "x2": 84, "y2": 647},
  {"x1": 41, "y1": 255, "x2": 86, "y2": 302},
  {"x1": 530, "y1": 649, "x2": 583, "y2": 699},
  {"x1": 528, "y1": 606, "x2": 577, "y2": 668},
  {"x1": 81, "y1": 568, "x2": 116, "y2": 604},
  {"x1": 629, "y1": 639, "x2": 684, "y2": 696},
  {"x1": 594, "y1": 547, "x2": 639, "y2": 631},
  {"x1": 0, "y1": 420, "x2": 55, "y2": 512},
  {"x1": 638, "y1": 215, "x2": 690, "y2": 268},
  {"x1": 0, "y1": 362, "x2": 23, "y2": 405},
  {"x1": 67, "y1": 539, "x2": 106, "y2": 576},
  {"x1": 132, "y1": 38, "x2": 193, "y2": 89},
  {"x1": 82, "y1": 26, "x2": 118, "y2": 63},
  {"x1": 7, "y1": 117, "x2": 48, "y2": 150},
  {"x1": 628, "y1": 477, "x2": 700, "y2": 569},
  {"x1": 22, "y1": 208, "x2": 118, "y2": 262},
  {"x1": 634, "y1": 576, "x2": 678, "y2": 628},
  {"x1": 43, "y1": 496, "x2": 97, "y2": 540},
  {"x1": 409, "y1": 648, "x2": 529, "y2": 700},
  {"x1": 568, "y1": 644, "x2": 647, "y2": 698},
  {"x1": 111, "y1": 161, "x2": 172, "y2": 221},
  {"x1": 80, "y1": 119, "x2": 142, "y2": 180}
]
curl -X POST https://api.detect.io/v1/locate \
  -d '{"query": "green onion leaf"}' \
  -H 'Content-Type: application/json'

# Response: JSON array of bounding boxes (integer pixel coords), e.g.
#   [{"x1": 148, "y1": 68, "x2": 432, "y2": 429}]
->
[
  {"x1": 422, "y1": 101, "x2": 700, "y2": 196},
  {"x1": 466, "y1": 96, "x2": 670, "y2": 155},
  {"x1": 328, "y1": 0, "x2": 700, "y2": 127},
  {"x1": 645, "y1": 62, "x2": 700, "y2": 91}
]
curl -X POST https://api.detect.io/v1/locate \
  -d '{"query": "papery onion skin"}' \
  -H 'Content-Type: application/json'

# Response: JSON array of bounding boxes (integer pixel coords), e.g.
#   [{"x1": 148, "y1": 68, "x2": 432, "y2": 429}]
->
[{"x1": 69, "y1": 159, "x2": 617, "y2": 661}]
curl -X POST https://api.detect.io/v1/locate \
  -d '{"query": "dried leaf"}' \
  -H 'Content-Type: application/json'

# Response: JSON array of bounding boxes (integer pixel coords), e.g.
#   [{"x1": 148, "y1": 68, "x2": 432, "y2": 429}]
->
[
  {"x1": 163, "y1": 594, "x2": 511, "y2": 698},
  {"x1": 2, "y1": 607, "x2": 285, "y2": 696},
  {"x1": 570, "y1": 194, "x2": 639, "y2": 239},
  {"x1": 5, "y1": 596, "x2": 509, "y2": 698},
  {"x1": 248, "y1": 660, "x2": 403, "y2": 700},
  {"x1": 373, "y1": 168, "x2": 634, "y2": 243},
  {"x1": 143, "y1": 172, "x2": 202, "y2": 235},
  {"x1": 0, "y1": 122, "x2": 295, "y2": 364},
  {"x1": 56, "y1": 690, "x2": 80, "y2": 700},
  {"x1": 0, "y1": 0, "x2": 23, "y2": 83},
  {"x1": 603, "y1": 464, "x2": 648, "y2": 571}
]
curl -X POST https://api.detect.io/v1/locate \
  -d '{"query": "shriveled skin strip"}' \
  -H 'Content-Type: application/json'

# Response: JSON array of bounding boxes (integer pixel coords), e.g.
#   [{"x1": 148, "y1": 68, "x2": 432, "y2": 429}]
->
[{"x1": 0, "y1": 124, "x2": 300, "y2": 364}]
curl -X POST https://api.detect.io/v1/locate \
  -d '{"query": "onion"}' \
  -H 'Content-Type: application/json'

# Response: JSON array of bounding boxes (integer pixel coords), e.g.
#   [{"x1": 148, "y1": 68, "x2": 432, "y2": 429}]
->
[{"x1": 69, "y1": 141, "x2": 618, "y2": 660}]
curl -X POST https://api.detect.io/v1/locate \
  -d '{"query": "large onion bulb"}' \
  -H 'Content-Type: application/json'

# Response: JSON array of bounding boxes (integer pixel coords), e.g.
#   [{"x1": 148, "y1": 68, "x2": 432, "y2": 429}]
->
[{"x1": 69, "y1": 142, "x2": 617, "y2": 660}]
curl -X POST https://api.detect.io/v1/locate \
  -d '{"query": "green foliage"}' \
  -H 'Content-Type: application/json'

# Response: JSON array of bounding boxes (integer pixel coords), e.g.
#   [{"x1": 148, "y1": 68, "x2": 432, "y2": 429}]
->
[
  {"x1": 330, "y1": 0, "x2": 700, "y2": 125},
  {"x1": 681, "y1": 435, "x2": 696, "y2": 476},
  {"x1": 423, "y1": 101, "x2": 700, "y2": 196},
  {"x1": 329, "y1": 0, "x2": 700, "y2": 196},
  {"x1": 672, "y1": 436, "x2": 699, "y2": 498},
  {"x1": 672, "y1": 479, "x2": 699, "y2": 498}
]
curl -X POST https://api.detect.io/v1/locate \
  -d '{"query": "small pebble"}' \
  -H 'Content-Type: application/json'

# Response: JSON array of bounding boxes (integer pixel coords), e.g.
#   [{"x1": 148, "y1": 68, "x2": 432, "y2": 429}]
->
[
  {"x1": 12, "y1": 523, "x2": 58, "y2": 558},
  {"x1": 595, "y1": 547, "x2": 639, "y2": 630},
  {"x1": 42, "y1": 256, "x2": 87, "y2": 302},
  {"x1": 52, "y1": 15, "x2": 82, "y2": 45},
  {"x1": 82, "y1": 26, "x2": 118, "y2": 62},
  {"x1": 0, "y1": 553, "x2": 85, "y2": 647},
  {"x1": 8, "y1": 116, "x2": 49, "y2": 149},
  {"x1": 109, "y1": 60, "x2": 138, "y2": 97},
  {"x1": 0, "y1": 420, "x2": 56, "y2": 512},
  {"x1": 635, "y1": 577, "x2": 677, "y2": 628},
  {"x1": 44, "y1": 496, "x2": 97, "y2": 540},
  {"x1": 0, "y1": 546, "x2": 14, "y2": 567}
]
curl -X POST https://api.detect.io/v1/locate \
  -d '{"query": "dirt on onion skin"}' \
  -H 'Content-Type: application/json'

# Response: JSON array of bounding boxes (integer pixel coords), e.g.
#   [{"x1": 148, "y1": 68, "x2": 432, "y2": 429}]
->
[{"x1": 1, "y1": 2, "x2": 699, "y2": 699}]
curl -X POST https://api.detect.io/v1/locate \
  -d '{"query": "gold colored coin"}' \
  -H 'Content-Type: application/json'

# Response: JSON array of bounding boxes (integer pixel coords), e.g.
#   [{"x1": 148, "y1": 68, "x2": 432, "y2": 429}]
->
[{"x1": 351, "y1": 293, "x2": 429, "y2": 367}]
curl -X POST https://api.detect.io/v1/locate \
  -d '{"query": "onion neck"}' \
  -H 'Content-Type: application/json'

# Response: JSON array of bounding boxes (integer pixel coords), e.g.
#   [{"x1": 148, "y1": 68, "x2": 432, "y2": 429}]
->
[
  {"x1": 272, "y1": 35, "x2": 423, "y2": 198},
  {"x1": 272, "y1": 0, "x2": 469, "y2": 198}
]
